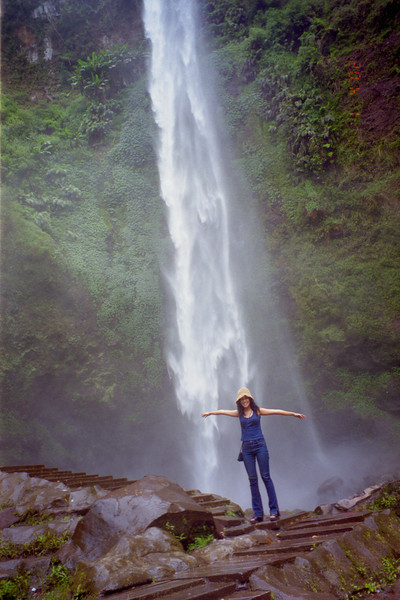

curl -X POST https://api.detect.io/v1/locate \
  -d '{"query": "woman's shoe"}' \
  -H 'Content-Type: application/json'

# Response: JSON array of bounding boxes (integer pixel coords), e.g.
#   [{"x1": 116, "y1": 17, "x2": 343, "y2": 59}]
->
[
  {"x1": 269, "y1": 513, "x2": 280, "y2": 522},
  {"x1": 250, "y1": 516, "x2": 263, "y2": 524}
]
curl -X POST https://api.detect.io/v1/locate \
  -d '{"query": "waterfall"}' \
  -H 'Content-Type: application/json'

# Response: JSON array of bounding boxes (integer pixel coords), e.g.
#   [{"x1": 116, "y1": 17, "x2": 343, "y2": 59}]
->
[{"x1": 143, "y1": 0, "x2": 249, "y2": 492}]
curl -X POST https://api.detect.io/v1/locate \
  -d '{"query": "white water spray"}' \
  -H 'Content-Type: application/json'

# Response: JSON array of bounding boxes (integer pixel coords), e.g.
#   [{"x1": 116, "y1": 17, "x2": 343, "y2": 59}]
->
[
  {"x1": 142, "y1": 0, "x2": 339, "y2": 510},
  {"x1": 143, "y1": 0, "x2": 249, "y2": 492}
]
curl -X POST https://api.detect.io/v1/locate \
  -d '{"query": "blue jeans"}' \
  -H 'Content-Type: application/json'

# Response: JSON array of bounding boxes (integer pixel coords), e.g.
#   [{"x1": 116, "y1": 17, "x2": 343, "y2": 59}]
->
[{"x1": 242, "y1": 438, "x2": 279, "y2": 518}]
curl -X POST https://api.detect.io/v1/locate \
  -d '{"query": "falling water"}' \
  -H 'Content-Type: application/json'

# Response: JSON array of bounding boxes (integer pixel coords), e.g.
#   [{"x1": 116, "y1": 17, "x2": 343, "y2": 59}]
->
[
  {"x1": 143, "y1": 0, "x2": 340, "y2": 510},
  {"x1": 143, "y1": 0, "x2": 250, "y2": 492}
]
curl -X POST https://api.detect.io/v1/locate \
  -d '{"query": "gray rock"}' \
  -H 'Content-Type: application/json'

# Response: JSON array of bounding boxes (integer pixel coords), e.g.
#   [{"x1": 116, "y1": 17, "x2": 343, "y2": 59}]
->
[
  {"x1": 0, "y1": 471, "x2": 107, "y2": 518},
  {"x1": 0, "y1": 508, "x2": 19, "y2": 530},
  {"x1": 0, "y1": 517, "x2": 80, "y2": 549},
  {"x1": 60, "y1": 474, "x2": 215, "y2": 566},
  {"x1": 250, "y1": 510, "x2": 400, "y2": 600},
  {"x1": 190, "y1": 527, "x2": 274, "y2": 565},
  {"x1": 72, "y1": 527, "x2": 196, "y2": 594},
  {"x1": 0, "y1": 556, "x2": 51, "y2": 582},
  {"x1": 0, "y1": 471, "x2": 69, "y2": 516}
]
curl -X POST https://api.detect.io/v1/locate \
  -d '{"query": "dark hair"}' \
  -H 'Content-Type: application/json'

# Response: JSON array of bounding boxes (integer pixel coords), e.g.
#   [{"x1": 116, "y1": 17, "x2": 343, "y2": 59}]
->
[{"x1": 237, "y1": 397, "x2": 260, "y2": 417}]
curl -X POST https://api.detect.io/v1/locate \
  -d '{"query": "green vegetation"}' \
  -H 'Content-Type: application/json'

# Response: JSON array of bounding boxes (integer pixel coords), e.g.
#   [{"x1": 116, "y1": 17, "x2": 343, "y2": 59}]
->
[
  {"x1": 369, "y1": 482, "x2": 400, "y2": 515},
  {"x1": 346, "y1": 556, "x2": 400, "y2": 598},
  {"x1": 0, "y1": 561, "x2": 95, "y2": 600},
  {"x1": 1, "y1": 0, "x2": 400, "y2": 470},
  {"x1": 201, "y1": 0, "x2": 400, "y2": 446},
  {"x1": 17, "y1": 510, "x2": 53, "y2": 526},
  {"x1": 0, "y1": 570, "x2": 30, "y2": 600},
  {"x1": 1, "y1": 1, "x2": 170, "y2": 471},
  {"x1": 0, "y1": 531, "x2": 71, "y2": 560},
  {"x1": 164, "y1": 521, "x2": 215, "y2": 551},
  {"x1": 186, "y1": 532, "x2": 215, "y2": 552}
]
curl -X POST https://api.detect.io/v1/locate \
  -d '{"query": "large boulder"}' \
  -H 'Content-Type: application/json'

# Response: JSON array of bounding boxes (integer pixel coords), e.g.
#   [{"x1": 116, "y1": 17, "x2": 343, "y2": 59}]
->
[
  {"x1": 60, "y1": 474, "x2": 215, "y2": 566},
  {"x1": 74, "y1": 528, "x2": 197, "y2": 594},
  {"x1": 58, "y1": 474, "x2": 215, "y2": 593}
]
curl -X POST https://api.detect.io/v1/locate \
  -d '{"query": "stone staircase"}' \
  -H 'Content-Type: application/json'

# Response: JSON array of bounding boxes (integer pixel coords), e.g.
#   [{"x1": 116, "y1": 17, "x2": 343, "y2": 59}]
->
[
  {"x1": 0, "y1": 465, "x2": 373, "y2": 599},
  {"x1": 101, "y1": 490, "x2": 372, "y2": 600},
  {"x1": 0, "y1": 464, "x2": 135, "y2": 490}
]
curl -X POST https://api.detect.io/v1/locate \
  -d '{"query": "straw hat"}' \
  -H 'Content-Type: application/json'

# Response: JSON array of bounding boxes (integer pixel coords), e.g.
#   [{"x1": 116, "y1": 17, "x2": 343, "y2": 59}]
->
[{"x1": 236, "y1": 387, "x2": 254, "y2": 403}]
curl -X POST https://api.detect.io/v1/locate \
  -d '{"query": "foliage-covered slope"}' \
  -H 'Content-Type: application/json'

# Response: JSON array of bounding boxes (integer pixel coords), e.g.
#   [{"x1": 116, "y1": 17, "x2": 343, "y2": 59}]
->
[
  {"x1": 1, "y1": 0, "x2": 181, "y2": 474},
  {"x1": 199, "y1": 0, "x2": 400, "y2": 449},
  {"x1": 1, "y1": 0, "x2": 400, "y2": 473}
]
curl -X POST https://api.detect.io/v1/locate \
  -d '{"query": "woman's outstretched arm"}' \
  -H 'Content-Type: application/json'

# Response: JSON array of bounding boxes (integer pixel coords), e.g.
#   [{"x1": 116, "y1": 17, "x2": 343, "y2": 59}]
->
[
  {"x1": 259, "y1": 408, "x2": 306, "y2": 419},
  {"x1": 202, "y1": 409, "x2": 239, "y2": 418}
]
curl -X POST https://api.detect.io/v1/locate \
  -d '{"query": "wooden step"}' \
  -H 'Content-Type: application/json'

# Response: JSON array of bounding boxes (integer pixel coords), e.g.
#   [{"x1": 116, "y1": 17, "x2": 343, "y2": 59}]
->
[
  {"x1": 222, "y1": 522, "x2": 255, "y2": 536},
  {"x1": 200, "y1": 499, "x2": 231, "y2": 509},
  {"x1": 277, "y1": 522, "x2": 354, "y2": 540},
  {"x1": 189, "y1": 493, "x2": 216, "y2": 503},
  {"x1": 101, "y1": 579, "x2": 237, "y2": 600},
  {"x1": 175, "y1": 559, "x2": 267, "y2": 584},
  {"x1": 225, "y1": 590, "x2": 272, "y2": 600},
  {"x1": 99, "y1": 579, "x2": 205, "y2": 600},
  {"x1": 0, "y1": 465, "x2": 134, "y2": 491},
  {"x1": 233, "y1": 534, "x2": 338, "y2": 557},
  {"x1": 288, "y1": 510, "x2": 371, "y2": 529},
  {"x1": 0, "y1": 465, "x2": 46, "y2": 472},
  {"x1": 214, "y1": 515, "x2": 243, "y2": 529}
]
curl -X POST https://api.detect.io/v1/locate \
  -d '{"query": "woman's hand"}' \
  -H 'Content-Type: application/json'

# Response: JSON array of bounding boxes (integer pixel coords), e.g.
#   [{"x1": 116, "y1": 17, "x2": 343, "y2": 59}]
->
[
  {"x1": 294, "y1": 413, "x2": 306, "y2": 419},
  {"x1": 202, "y1": 412, "x2": 210, "y2": 418}
]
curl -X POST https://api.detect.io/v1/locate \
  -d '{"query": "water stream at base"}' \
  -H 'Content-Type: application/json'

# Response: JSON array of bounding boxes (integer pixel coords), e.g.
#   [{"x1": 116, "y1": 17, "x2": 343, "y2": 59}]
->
[{"x1": 143, "y1": 0, "x2": 331, "y2": 507}]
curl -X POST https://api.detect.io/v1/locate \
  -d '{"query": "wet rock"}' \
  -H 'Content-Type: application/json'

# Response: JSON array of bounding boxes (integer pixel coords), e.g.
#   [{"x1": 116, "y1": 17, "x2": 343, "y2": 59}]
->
[
  {"x1": 2, "y1": 523, "x2": 49, "y2": 547},
  {"x1": 72, "y1": 527, "x2": 196, "y2": 594},
  {"x1": 76, "y1": 551, "x2": 152, "y2": 594},
  {"x1": 0, "y1": 556, "x2": 51, "y2": 582},
  {"x1": 191, "y1": 538, "x2": 236, "y2": 563},
  {"x1": 249, "y1": 565, "x2": 337, "y2": 600},
  {"x1": 190, "y1": 527, "x2": 274, "y2": 564},
  {"x1": 1, "y1": 517, "x2": 79, "y2": 549},
  {"x1": 315, "y1": 482, "x2": 381, "y2": 514},
  {"x1": 144, "y1": 549, "x2": 197, "y2": 576},
  {"x1": 0, "y1": 471, "x2": 107, "y2": 519},
  {"x1": 250, "y1": 510, "x2": 400, "y2": 600},
  {"x1": 0, "y1": 508, "x2": 19, "y2": 530},
  {"x1": 335, "y1": 484, "x2": 381, "y2": 511},
  {"x1": 66, "y1": 486, "x2": 108, "y2": 515},
  {"x1": 60, "y1": 474, "x2": 215, "y2": 567},
  {"x1": 0, "y1": 471, "x2": 69, "y2": 516}
]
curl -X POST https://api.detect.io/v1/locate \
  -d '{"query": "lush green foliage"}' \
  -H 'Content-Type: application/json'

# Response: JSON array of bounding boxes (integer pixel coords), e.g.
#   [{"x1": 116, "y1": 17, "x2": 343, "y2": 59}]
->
[
  {"x1": 369, "y1": 482, "x2": 400, "y2": 516},
  {"x1": 70, "y1": 45, "x2": 137, "y2": 100},
  {"x1": 201, "y1": 0, "x2": 400, "y2": 443},
  {"x1": 0, "y1": 570, "x2": 31, "y2": 600},
  {"x1": 1, "y1": 0, "x2": 400, "y2": 470},
  {"x1": 0, "y1": 560, "x2": 95, "y2": 600},
  {"x1": 1, "y1": 0, "x2": 170, "y2": 471}
]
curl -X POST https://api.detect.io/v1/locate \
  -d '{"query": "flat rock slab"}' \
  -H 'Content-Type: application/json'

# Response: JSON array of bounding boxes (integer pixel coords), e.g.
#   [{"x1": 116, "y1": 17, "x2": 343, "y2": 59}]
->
[
  {"x1": 234, "y1": 536, "x2": 339, "y2": 556},
  {"x1": 228, "y1": 591, "x2": 272, "y2": 600},
  {"x1": 277, "y1": 522, "x2": 355, "y2": 540},
  {"x1": 174, "y1": 559, "x2": 267, "y2": 583},
  {"x1": 223, "y1": 523, "x2": 255, "y2": 536},
  {"x1": 101, "y1": 579, "x2": 237, "y2": 600},
  {"x1": 288, "y1": 510, "x2": 371, "y2": 529}
]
